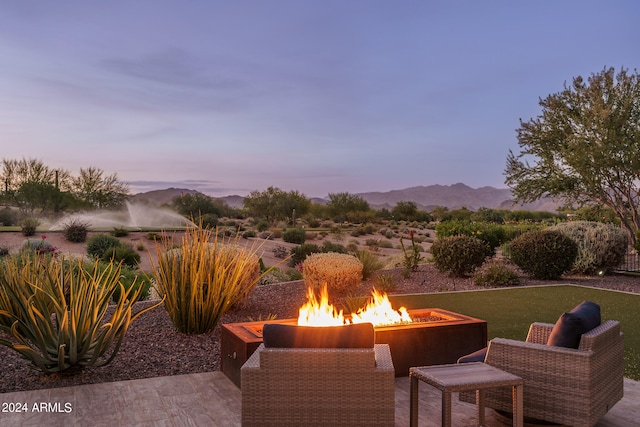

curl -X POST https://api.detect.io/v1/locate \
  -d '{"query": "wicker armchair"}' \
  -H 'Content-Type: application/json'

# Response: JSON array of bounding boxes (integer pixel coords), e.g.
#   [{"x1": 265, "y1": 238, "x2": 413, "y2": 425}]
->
[
  {"x1": 241, "y1": 343, "x2": 395, "y2": 426},
  {"x1": 460, "y1": 320, "x2": 624, "y2": 427}
]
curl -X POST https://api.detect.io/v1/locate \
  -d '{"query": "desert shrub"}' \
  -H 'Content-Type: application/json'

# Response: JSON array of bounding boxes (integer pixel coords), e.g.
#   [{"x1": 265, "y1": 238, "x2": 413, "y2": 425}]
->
[
  {"x1": 62, "y1": 219, "x2": 90, "y2": 243},
  {"x1": 20, "y1": 235, "x2": 58, "y2": 257},
  {"x1": 87, "y1": 261, "x2": 151, "y2": 302},
  {"x1": 0, "y1": 256, "x2": 159, "y2": 373},
  {"x1": 269, "y1": 228, "x2": 282, "y2": 239},
  {"x1": 0, "y1": 208, "x2": 17, "y2": 226},
  {"x1": 19, "y1": 217, "x2": 39, "y2": 236},
  {"x1": 272, "y1": 245, "x2": 289, "y2": 259},
  {"x1": 198, "y1": 213, "x2": 219, "y2": 229},
  {"x1": 151, "y1": 226, "x2": 265, "y2": 333},
  {"x1": 399, "y1": 233, "x2": 424, "y2": 277},
  {"x1": 87, "y1": 234, "x2": 122, "y2": 259},
  {"x1": 136, "y1": 242, "x2": 145, "y2": 251},
  {"x1": 146, "y1": 232, "x2": 161, "y2": 241},
  {"x1": 282, "y1": 228, "x2": 306, "y2": 244},
  {"x1": 435, "y1": 219, "x2": 506, "y2": 256},
  {"x1": 321, "y1": 240, "x2": 347, "y2": 253},
  {"x1": 353, "y1": 249, "x2": 384, "y2": 280},
  {"x1": 550, "y1": 221, "x2": 628, "y2": 274},
  {"x1": 0, "y1": 247, "x2": 8, "y2": 257},
  {"x1": 255, "y1": 220, "x2": 269, "y2": 232},
  {"x1": 242, "y1": 230, "x2": 257, "y2": 238},
  {"x1": 510, "y1": 230, "x2": 578, "y2": 280},
  {"x1": 374, "y1": 273, "x2": 397, "y2": 292},
  {"x1": 430, "y1": 235, "x2": 487, "y2": 276},
  {"x1": 111, "y1": 227, "x2": 129, "y2": 237},
  {"x1": 258, "y1": 231, "x2": 274, "y2": 240},
  {"x1": 346, "y1": 242, "x2": 359, "y2": 252},
  {"x1": 350, "y1": 228, "x2": 366, "y2": 237},
  {"x1": 288, "y1": 243, "x2": 321, "y2": 267},
  {"x1": 103, "y1": 245, "x2": 141, "y2": 267},
  {"x1": 257, "y1": 267, "x2": 294, "y2": 285},
  {"x1": 304, "y1": 231, "x2": 318, "y2": 240},
  {"x1": 473, "y1": 258, "x2": 520, "y2": 287},
  {"x1": 303, "y1": 252, "x2": 363, "y2": 295}
]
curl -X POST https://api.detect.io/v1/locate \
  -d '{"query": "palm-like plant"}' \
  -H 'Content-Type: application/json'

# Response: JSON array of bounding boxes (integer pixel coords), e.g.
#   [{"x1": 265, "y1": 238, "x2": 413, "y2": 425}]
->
[{"x1": 0, "y1": 255, "x2": 161, "y2": 373}]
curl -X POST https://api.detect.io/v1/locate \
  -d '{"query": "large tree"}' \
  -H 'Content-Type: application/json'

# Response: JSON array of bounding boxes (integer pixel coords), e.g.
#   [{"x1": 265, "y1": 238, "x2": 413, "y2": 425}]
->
[
  {"x1": 71, "y1": 166, "x2": 129, "y2": 209},
  {"x1": 505, "y1": 67, "x2": 640, "y2": 244},
  {"x1": 243, "y1": 186, "x2": 310, "y2": 224},
  {"x1": 326, "y1": 192, "x2": 370, "y2": 222}
]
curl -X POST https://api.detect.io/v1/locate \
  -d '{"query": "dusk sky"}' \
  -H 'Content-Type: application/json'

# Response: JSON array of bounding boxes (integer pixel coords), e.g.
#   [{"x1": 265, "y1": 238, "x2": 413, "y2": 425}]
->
[{"x1": 1, "y1": 1, "x2": 638, "y2": 198}]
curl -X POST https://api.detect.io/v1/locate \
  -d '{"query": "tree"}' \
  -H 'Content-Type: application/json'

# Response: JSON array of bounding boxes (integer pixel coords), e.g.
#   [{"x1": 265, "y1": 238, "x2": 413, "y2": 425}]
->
[
  {"x1": 71, "y1": 166, "x2": 129, "y2": 209},
  {"x1": 326, "y1": 192, "x2": 370, "y2": 222},
  {"x1": 172, "y1": 192, "x2": 231, "y2": 218},
  {"x1": 505, "y1": 67, "x2": 640, "y2": 244},
  {"x1": 243, "y1": 187, "x2": 310, "y2": 224}
]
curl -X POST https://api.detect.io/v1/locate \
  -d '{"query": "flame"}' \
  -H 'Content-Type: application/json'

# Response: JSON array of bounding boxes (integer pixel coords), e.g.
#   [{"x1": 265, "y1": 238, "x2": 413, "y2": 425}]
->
[
  {"x1": 297, "y1": 285, "x2": 412, "y2": 327},
  {"x1": 297, "y1": 285, "x2": 346, "y2": 326},
  {"x1": 351, "y1": 289, "x2": 413, "y2": 327}
]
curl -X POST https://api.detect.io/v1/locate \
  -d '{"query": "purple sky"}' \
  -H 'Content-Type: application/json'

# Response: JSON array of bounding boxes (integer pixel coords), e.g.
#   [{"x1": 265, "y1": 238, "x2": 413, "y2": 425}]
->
[{"x1": 1, "y1": 1, "x2": 638, "y2": 197}]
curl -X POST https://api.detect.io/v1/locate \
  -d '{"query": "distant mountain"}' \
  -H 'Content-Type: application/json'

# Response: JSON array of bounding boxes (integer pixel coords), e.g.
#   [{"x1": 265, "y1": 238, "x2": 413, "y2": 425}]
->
[{"x1": 130, "y1": 184, "x2": 561, "y2": 212}]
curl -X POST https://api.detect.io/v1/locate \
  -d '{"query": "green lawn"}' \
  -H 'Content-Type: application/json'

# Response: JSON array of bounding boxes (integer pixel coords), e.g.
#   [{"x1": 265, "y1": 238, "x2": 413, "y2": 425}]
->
[{"x1": 390, "y1": 285, "x2": 640, "y2": 380}]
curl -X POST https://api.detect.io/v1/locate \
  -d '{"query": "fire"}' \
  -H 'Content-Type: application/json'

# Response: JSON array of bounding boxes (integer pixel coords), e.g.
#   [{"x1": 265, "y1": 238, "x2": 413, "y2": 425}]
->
[
  {"x1": 297, "y1": 285, "x2": 412, "y2": 327},
  {"x1": 351, "y1": 289, "x2": 413, "y2": 326},
  {"x1": 297, "y1": 285, "x2": 346, "y2": 326}
]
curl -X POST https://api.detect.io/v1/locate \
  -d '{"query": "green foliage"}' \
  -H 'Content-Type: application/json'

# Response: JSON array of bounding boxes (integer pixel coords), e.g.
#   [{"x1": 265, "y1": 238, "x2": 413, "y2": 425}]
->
[
  {"x1": 288, "y1": 243, "x2": 321, "y2": 266},
  {"x1": 509, "y1": 229, "x2": 578, "y2": 279},
  {"x1": 151, "y1": 226, "x2": 265, "y2": 334},
  {"x1": 399, "y1": 232, "x2": 423, "y2": 277},
  {"x1": 353, "y1": 249, "x2": 384, "y2": 280},
  {"x1": 430, "y1": 235, "x2": 488, "y2": 276},
  {"x1": 19, "y1": 217, "x2": 39, "y2": 236},
  {"x1": 0, "y1": 256, "x2": 160, "y2": 373},
  {"x1": 103, "y1": 245, "x2": 141, "y2": 268},
  {"x1": 321, "y1": 240, "x2": 346, "y2": 253},
  {"x1": 62, "y1": 219, "x2": 90, "y2": 242},
  {"x1": 256, "y1": 220, "x2": 269, "y2": 232},
  {"x1": 88, "y1": 261, "x2": 151, "y2": 302},
  {"x1": 146, "y1": 232, "x2": 161, "y2": 241},
  {"x1": 505, "y1": 67, "x2": 640, "y2": 246},
  {"x1": 391, "y1": 201, "x2": 432, "y2": 222},
  {"x1": 470, "y1": 208, "x2": 504, "y2": 224},
  {"x1": 172, "y1": 192, "x2": 233, "y2": 219},
  {"x1": 374, "y1": 273, "x2": 397, "y2": 293},
  {"x1": 0, "y1": 207, "x2": 17, "y2": 226},
  {"x1": 326, "y1": 192, "x2": 370, "y2": 222},
  {"x1": 20, "y1": 235, "x2": 58, "y2": 257},
  {"x1": 550, "y1": 221, "x2": 628, "y2": 274},
  {"x1": 87, "y1": 234, "x2": 122, "y2": 259},
  {"x1": 436, "y1": 219, "x2": 506, "y2": 256},
  {"x1": 111, "y1": 227, "x2": 129, "y2": 237},
  {"x1": 71, "y1": 166, "x2": 129, "y2": 209},
  {"x1": 243, "y1": 186, "x2": 311, "y2": 224},
  {"x1": 282, "y1": 228, "x2": 306, "y2": 244},
  {"x1": 473, "y1": 258, "x2": 520, "y2": 287}
]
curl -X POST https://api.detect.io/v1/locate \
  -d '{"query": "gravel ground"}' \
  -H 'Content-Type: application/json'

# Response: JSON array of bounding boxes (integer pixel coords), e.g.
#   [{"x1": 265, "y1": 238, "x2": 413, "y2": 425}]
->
[{"x1": 1, "y1": 264, "x2": 638, "y2": 394}]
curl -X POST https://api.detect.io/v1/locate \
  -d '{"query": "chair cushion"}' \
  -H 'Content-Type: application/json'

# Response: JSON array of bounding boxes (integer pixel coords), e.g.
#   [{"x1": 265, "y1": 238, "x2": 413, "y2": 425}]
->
[
  {"x1": 262, "y1": 322, "x2": 375, "y2": 348},
  {"x1": 457, "y1": 346, "x2": 487, "y2": 363},
  {"x1": 547, "y1": 301, "x2": 601, "y2": 348}
]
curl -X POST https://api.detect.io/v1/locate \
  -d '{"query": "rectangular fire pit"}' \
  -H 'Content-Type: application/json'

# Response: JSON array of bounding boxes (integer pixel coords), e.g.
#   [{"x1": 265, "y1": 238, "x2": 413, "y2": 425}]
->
[{"x1": 221, "y1": 308, "x2": 487, "y2": 387}]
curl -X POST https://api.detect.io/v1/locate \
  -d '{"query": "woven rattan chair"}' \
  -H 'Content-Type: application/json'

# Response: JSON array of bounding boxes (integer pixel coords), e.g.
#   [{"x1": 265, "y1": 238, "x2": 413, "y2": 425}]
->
[
  {"x1": 241, "y1": 343, "x2": 395, "y2": 426},
  {"x1": 460, "y1": 319, "x2": 624, "y2": 427}
]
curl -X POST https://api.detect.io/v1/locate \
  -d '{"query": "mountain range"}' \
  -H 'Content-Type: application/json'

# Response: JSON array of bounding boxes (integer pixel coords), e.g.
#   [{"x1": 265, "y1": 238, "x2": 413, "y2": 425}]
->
[{"x1": 131, "y1": 183, "x2": 560, "y2": 212}]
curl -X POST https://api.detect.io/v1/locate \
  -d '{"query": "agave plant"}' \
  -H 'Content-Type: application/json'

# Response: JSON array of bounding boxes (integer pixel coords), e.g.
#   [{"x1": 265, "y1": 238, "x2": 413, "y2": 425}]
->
[
  {"x1": 0, "y1": 255, "x2": 162, "y2": 373},
  {"x1": 151, "y1": 226, "x2": 267, "y2": 334}
]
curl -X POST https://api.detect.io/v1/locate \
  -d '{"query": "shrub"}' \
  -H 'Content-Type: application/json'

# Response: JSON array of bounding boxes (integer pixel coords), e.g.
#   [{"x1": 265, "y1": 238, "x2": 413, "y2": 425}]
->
[
  {"x1": 151, "y1": 226, "x2": 265, "y2": 334},
  {"x1": 198, "y1": 213, "x2": 218, "y2": 229},
  {"x1": 302, "y1": 252, "x2": 363, "y2": 295},
  {"x1": 0, "y1": 207, "x2": 17, "y2": 226},
  {"x1": 62, "y1": 219, "x2": 90, "y2": 243},
  {"x1": 90, "y1": 262, "x2": 151, "y2": 302},
  {"x1": 87, "y1": 234, "x2": 122, "y2": 259},
  {"x1": 288, "y1": 243, "x2": 321, "y2": 267},
  {"x1": 550, "y1": 221, "x2": 628, "y2": 274},
  {"x1": 473, "y1": 258, "x2": 520, "y2": 287},
  {"x1": 272, "y1": 245, "x2": 289, "y2": 259},
  {"x1": 20, "y1": 235, "x2": 58, "y2": 257},
  {"x1": 354, "y1": 249, "x2": 384, "y2": 280},
  {"x1": 282, "y1": 228, "x2": 306, "y2": 244},
  {"x1": 321, "y1": 240, "x2": 347, "y2": 253},
  {"x1": 0, "y1": 247, "x2": 8, "y2": 257},
  {"x1": 510, "y1": 230, "x2": 578, "y2": 280},
  {"x1": 0, "y1": 256, "x2": 160, "y2": 373},
  {"x1": 430, "y1": 235, "x2": 488, "y2": 276},
  {"x1": 374, "y1": 273, "x2": 397, "y2": 293},
  {"x1": 242, "y1": 230, "x2": 257, "y2": 238},
  {"x1": 146, "y1": 232, "x2": 161, "y2": 241},
  {"x1": 399, "y1": 232, "x2": 424, "y2": 277},
  {"x1": 436, "y1": 219, "x2": 506, "y2": 256},
  {"x1": 111, "y1": 227, "x2": 129, "y2": 237},
  {"x1": 256, "y1": 221, "x2": 269, "y2": 232},
  {"x1": 103, "y1": 245, "x2": 141, "y2": 267},
  {"x1": 19, "y1": 217, "x2": 39, "y2": 236}
]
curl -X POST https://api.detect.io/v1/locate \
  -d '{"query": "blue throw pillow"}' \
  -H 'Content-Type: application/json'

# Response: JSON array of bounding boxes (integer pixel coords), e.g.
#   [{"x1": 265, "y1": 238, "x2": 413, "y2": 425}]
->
[
  {"x1": 262, "y1": 322, "x2": 375, "y2": 348},
  {"x1": 547, "y1": 301, "x2": 601, "y2": 349},
  {"x1": 457, "y1": 347, "x2": 487, "y2": 363}
]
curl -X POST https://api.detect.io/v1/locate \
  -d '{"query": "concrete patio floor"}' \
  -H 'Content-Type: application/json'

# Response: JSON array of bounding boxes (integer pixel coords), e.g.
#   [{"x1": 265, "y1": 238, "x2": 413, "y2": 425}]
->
[{"x1": 1, "y1": 372, "x2": 638, "y2": 426}]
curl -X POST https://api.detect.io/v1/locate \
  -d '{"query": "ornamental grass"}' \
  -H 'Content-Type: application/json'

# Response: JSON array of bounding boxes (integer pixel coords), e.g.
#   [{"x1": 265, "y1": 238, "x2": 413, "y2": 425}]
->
[
  {"x1": 0, "y1": 255, "x2": 160, "y2": 373},
  {"x1": 303, "y1": 252, "x2": 363, "y2": 295},
  {"x1": 151, "y1": 226, "x2": 265, "y2": 334}
]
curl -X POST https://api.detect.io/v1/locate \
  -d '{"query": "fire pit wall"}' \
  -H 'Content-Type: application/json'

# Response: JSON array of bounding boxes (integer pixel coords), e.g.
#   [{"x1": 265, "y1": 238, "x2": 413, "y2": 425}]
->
[{"x1": 221, "y1": 308, "x2": 487, "y2": 387}]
